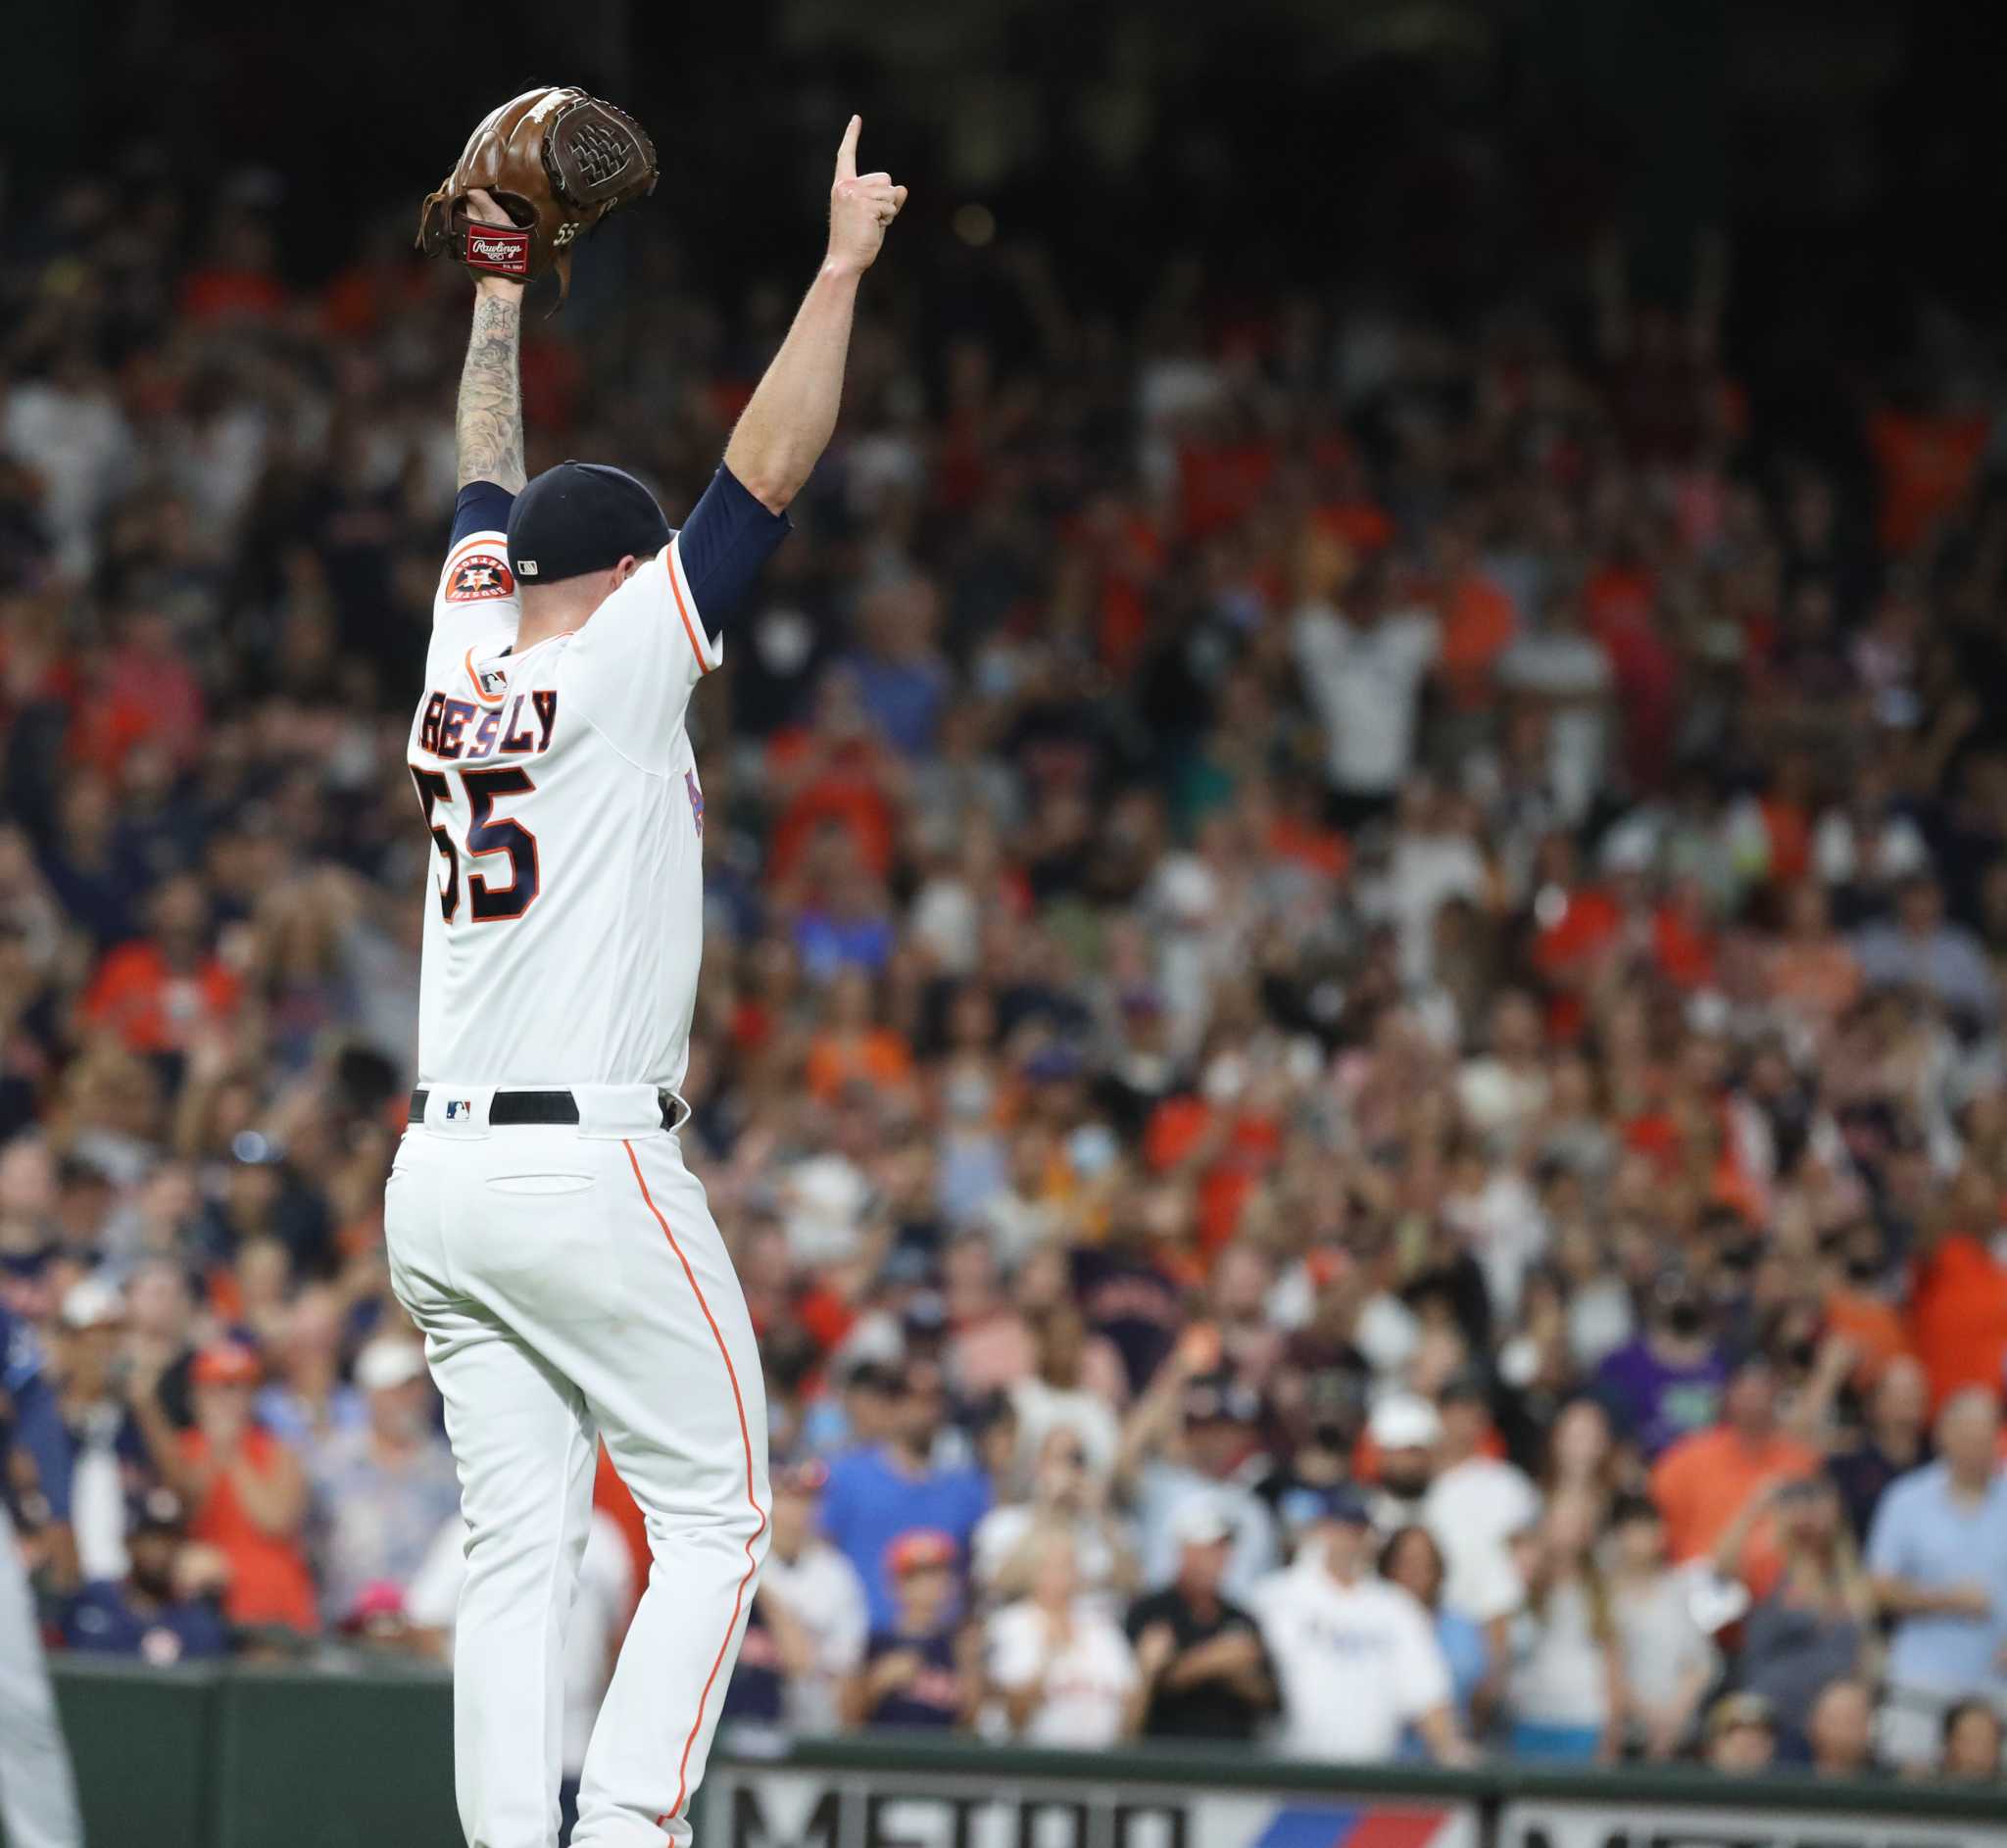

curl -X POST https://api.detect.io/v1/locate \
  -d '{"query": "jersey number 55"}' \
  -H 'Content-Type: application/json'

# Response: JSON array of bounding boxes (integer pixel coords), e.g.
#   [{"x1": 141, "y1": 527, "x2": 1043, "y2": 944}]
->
[{"x1": 410, "y1": 766, "x2": 541, "y2": 923}]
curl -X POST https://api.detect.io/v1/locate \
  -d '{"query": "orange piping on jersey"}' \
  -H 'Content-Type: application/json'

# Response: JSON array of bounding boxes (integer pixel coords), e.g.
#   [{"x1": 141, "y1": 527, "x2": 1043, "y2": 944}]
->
[
  {"x1": 663, "y1": 540, "x2": 714, "y2": 676},
  {"x1": 622, "y1": 1140, "x2": 765, "y2": 1824}
]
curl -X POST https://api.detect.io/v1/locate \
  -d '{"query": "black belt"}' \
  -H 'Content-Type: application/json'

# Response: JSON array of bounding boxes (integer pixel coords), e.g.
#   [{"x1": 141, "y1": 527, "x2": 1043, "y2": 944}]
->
[{"x1": 409, "y1": 1088, "x2": 674, "y2": 1128}]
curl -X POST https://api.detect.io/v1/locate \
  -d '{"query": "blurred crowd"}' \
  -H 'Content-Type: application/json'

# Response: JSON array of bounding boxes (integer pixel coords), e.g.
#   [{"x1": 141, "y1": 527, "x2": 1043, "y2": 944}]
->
[{"x1": 5, "y1": 156, "x2": 2007, "y2": 1794}]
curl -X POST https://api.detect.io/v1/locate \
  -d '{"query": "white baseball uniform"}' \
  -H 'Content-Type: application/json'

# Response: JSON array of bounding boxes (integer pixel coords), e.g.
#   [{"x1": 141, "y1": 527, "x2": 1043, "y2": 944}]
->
[
  {"x1": 0, "y1": 1307, "x2": 83, "y2": 1848},
  {"x1": 386, "y1": 491, "x2": 770, "y2": 1848},
  {"x1": 0, "y1": 1503, "x2": 84, "y2": 1848}
]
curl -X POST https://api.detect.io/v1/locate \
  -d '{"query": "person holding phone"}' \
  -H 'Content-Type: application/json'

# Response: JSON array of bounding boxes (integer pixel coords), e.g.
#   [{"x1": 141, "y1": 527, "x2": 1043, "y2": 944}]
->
[
  {"x1": 1118, "y1": 1355, "x2": 1278, "y2": 1603},
  {"x1": 972, "y1": 1427, "x2": 1137, "y2": 1614}
]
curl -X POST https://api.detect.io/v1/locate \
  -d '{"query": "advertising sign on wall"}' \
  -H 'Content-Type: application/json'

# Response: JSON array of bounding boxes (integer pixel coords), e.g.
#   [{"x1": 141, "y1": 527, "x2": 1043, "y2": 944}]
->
[
  {"x1": 707, "y1": 1762, "x2": 1479, "y2": 1848},
  {"x1": 1498, "y1": 1797, "x2": 2007, "y2": 1848}
]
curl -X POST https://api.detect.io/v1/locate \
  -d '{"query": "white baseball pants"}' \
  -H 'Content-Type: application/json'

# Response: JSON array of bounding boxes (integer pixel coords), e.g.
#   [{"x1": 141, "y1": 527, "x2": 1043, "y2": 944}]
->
[
  {"x1": 0, "y1": 1503, "x2": 83, "y2": 1848},
  {"x1": 386, "y1": 1086, "x2": 769, "y2": 1848}
]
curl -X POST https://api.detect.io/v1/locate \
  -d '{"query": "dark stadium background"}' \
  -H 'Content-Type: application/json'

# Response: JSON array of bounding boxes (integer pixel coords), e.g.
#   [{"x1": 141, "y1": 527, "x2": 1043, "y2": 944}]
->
[{"x1": 13, "y1": 0, "x2": 2007, "y2": 405}]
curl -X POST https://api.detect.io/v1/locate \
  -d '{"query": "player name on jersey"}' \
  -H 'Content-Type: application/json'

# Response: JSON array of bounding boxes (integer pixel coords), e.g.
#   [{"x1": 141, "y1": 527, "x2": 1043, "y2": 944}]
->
[{"x1": 416, "y1": 688, "x2": 560, "y2": 762}]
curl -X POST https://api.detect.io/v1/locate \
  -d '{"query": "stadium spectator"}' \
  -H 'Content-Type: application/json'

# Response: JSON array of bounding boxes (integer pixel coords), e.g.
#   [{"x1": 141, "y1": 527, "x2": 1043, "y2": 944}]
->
[
  {"x1": 254, "y1": 1286, "x2": 367, "y2": 1449},
  {"x1": 1828, "y1": 1353, "x2": 1931, "y2": 1540},
  {"x1": 1292, "y1": 554, "x2": 1439, "y2": 827},
  {"x1": 1122, "y1": 1363, "x2": 1279, "y2": 1603},
  {"x1": 61, "y1": 1487, "x2": 228, "y2": 1663},
  {"x1": 1594, "y1": 1273, "x2": 1728, "y2": 1462},
  {"x1": 1364, "y1": 1390, "x2": 1444, "y2": 1530},
  {"x1": 742, "y1": 1459, "x2": 869, "y2": 1731},
  {"x1": 820, "y1": 1355, "x2": 992, "y2": 1629},
  {"x1": 1456, "y1": 992, "x2": 1553, "y2": 1156},
  {"x1": 1906, "y1": 1196, "x2": 2007, "y2": 1414},
  {"x1": 1866, "y1": 1388, "x2": 2007, "y2": 1767},
  {"x1": 1422, "y1": 1371, "x2": 1539, "y2": 1629},
  {"x1": 1607, "y1": 1494, "x2": 1715, "y2": 1762},
  {"x1": 1938, "y1": 1698, "x2": 2005, "y2": 1782},
  {"x1": 0, "y1": 337, "x2": 134, "y2": 578},
  {"x1": 1804, "y1": 1678, "x2": 1880, "y2": 1780},
  {"x1": 844, "y1": 575, "x2": 950, "y2": 760},
  {"x1": 1252, "y1": 1486, "x2": 1470, "y2": 1765},
  {"x1": 121, "y1": 1259, "x2": 198, "y2": 1429},
  {"x1": 1765, "y1": 884, "x2": 1865, "y2": 1041},
  {"x1": 988, "y1": 1525, "x2": 1143, "y2": 1745},
  {"x1": 1125, "y1": 1496, "x2": 1275, "y2": 1741},
  {"x1": 1852, "y1": 878, "x2": 1996, "y2": 1029},
  {"x1": 1007, "y1": 1302, "x2": 1125, "y2": 1480},
  {"x1": 1, "y1": 1287, "x2": 75, "y2": 1564},
  {"x1": 1381, "y1": 1524, "x2": 1489, "y2": 1753},
  {"x1": 1719, "y1": 1476, "x2": 1876, "y2": 1754},
  {"x1": 1650, "y1": 1353, "x2": 1821, "y2": 1594},
  {"x1": 1505, "y1": 1487, "x2": 1622, "y2": 1762},
  {"x1": 1705, "y1": 1692, "x2": 1781, "y2": 1773},
  {"x1": 971, "y1": 1426, "x2": 1137, "y2": 1615},
  {"x1": 52, "y1": 1277, "x2": 142, "y2": 1583},
  {"x1": 843, "y1": 1530, "x2": 978, "y2": 1731},
  {"x1": 1536, "y1": 1396, "x2": 1626, "y2": 1508},
  {"x1": 81, "y1": 874, "x2": 241, "y2": 1059},
  {"x1": 130, "y1": 1341, "x2": 316, "y2": 1631},
  {"x1": 306, "y1": 1335, "x2": 459, "y2": 1626}
]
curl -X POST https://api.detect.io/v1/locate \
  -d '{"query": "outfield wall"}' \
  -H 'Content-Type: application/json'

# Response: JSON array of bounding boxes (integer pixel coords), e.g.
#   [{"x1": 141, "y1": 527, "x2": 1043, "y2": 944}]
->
[{"x1": 37, "y1": 1659, "x2": 2007, "y2": 1848}]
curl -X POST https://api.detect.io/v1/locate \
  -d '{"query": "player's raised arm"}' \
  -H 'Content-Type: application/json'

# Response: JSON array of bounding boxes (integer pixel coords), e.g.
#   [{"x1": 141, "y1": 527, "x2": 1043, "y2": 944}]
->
[
  {"x1": 724, "y1": 116, "x2": 907, "y2": 514},
  {"x1": 455, "y1": 190, "x2": 527, "y2": 495}
]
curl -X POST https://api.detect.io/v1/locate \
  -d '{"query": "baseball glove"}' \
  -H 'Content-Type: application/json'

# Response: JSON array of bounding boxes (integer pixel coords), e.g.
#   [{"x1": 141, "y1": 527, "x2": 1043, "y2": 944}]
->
[{"x1": 416, "y1": 86, "x2": 658, "y2": 305}]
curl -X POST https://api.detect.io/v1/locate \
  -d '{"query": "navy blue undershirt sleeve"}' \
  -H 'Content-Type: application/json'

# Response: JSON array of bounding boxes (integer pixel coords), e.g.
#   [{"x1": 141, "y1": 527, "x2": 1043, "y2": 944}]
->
[
  {"x1": 11, "y1": 1369, "x2": 73, "y2": 1525},
  {"x1": 451, "y1": 480, "x2": 517, "y2": 547},
  {"x1": 674, "y1": 463, "x2": 792, "y2": 645}
]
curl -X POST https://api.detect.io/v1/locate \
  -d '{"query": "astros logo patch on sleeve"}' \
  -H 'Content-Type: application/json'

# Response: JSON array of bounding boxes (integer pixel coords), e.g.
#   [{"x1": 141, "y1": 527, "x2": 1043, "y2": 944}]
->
[{"x1": 447, "y1": 555, "x2": 516, "y2": 603}]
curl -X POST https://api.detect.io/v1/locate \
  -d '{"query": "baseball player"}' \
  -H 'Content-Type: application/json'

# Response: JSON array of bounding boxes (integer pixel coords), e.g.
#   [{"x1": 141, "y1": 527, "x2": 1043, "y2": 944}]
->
[
  {"x1": 0, "y1": 1299, "x2": 84, "y2": 1848},
  {"x1": 389, "y1": 114, "x2": 905, "y2": 1848}
]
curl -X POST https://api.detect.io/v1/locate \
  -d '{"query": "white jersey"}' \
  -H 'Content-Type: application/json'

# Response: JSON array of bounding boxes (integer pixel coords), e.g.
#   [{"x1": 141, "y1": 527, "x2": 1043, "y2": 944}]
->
[
  {"x1": 408, "y1": 522, "x2": 722, "y2": 1091},
  {"x1": 1250, "y1": 1561, "x2": 1452, "y2": 1761},
  {"x1": 986, "y1": 1597, "x2": 1140, "y2": 1748}
]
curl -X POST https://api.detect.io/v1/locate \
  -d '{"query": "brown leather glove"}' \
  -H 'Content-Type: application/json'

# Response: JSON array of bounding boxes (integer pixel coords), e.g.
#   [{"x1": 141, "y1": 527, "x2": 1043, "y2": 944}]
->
[{"x1": 416, "y1": 86, "x2": 658, "y2": 305}]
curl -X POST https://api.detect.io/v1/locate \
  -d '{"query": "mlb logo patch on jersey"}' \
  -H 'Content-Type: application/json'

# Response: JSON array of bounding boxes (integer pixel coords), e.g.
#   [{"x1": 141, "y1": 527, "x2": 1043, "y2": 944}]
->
[
  {"x1": 447, "y1": 555, "x2": 515, "y2": 604},
  {"x1": 444, "y1": 1098, "x2": 473, "y2": 1120}
]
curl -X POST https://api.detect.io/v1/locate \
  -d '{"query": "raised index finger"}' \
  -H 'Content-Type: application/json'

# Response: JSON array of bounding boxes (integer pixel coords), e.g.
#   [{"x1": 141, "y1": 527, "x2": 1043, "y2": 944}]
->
[{"x1": 837, "y1": 114, "x2": 861, "y2": 181}]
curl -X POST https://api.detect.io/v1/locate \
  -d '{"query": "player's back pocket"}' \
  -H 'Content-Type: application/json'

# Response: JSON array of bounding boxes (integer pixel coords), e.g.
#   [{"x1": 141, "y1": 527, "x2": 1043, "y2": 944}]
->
[
  {"x1": 459, "y1": 1168, "x2": 618, "y2": 1333},
  {"x1": 486, "y1": 1173, "x2": 595, "y2": 1195}
]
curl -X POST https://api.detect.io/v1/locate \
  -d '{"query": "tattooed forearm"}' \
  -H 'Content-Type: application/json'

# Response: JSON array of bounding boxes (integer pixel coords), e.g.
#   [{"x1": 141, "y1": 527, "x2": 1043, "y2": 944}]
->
[{"x1": 457, "y1": 292, "x2": 526, "y2": 492}]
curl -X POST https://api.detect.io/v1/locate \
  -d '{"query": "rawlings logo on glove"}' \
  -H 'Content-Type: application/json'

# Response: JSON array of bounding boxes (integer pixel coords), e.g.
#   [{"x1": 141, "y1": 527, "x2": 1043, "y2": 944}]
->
[
  {"x1": 416, "y1": 86, "x2": 658, "y2": 306},
  {"x1": 466, "y1": 229, "x2": 531, "y2": 274}
]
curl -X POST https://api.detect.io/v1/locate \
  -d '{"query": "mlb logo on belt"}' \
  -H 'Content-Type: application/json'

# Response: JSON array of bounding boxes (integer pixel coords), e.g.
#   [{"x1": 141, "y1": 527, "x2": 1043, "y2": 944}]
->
[{"x1": 444, "y1": 1098, "x2": 473, "y2": 1120}]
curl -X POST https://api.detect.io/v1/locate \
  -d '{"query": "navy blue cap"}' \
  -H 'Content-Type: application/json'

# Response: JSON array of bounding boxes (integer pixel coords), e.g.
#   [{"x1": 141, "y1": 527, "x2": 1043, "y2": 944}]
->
[
  {"x1": 507, "y1": 461, "x2": 672, "y2": 587},
  {"x1": 1309, "y1": 1484, "x2": 1374, "y2": 1527},
  {"x1": 1023, "y1": 1043, "x2": 1084, "y2": 1082}
]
